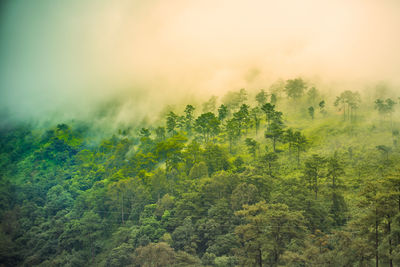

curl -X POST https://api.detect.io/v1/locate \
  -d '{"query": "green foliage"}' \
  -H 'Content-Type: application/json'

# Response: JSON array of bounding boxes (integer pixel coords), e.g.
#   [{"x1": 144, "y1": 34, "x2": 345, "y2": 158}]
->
[
  {"x1": 1, "y1": 89, "x2": 400, "y2": 266},
  {"x1": 303, "y1": 154, "x2": 326, "y2": 199},
  {"x1": 255, "y1": 89, "x2": 268, "y2": 106},
  {"x1": 184, "y1": 104, "x2": 195, "y2": 133},
  {"x1": 308, "y1": 106, "x2": 315, "y2": 120},
  {"x1": 222, "y1": 89, "x2": 247, "y2": 111},
  {"x1": 285, "y1": 78, "x2": 307, "y2": 99},
  {"x1": 189, "y1": 162, "x2": 209, "y2": 179},
  {"x1": 167, "y1": 111, "x2": 178, "y2": 135},
  {"x1": 307, "y1": 86, "x2": 320, "y2": 105},
  {"x1": 245, "y1": 138, "x2": 258, "y2": 159},
  {"x1": 133, "y1": 242, "x2": 175, "y2": 267},
  {"x1": 334, "y1": 90, "x2": 361, "y2": 122},
  {"x1": 235, "y1": 201, "x2": 306, "y2": 266},
  {"x1": 218, "y1": 104, "x2": 228, "y2": 121},
  {"x1": 202, "y1": 96, "x2": 218, "y2": 113},
  {"x1": 195, "y1": 112, "x2": 220, "y2": 143},
  {"x1": 203, "y1": 143, "x2": 230, "y2": 175}
]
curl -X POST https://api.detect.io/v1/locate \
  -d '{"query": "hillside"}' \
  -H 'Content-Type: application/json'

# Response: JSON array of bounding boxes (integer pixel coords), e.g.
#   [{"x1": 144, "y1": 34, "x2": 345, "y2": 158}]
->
[{"x1": 1, "y1": 86, "x2": 399, "y2": 266}]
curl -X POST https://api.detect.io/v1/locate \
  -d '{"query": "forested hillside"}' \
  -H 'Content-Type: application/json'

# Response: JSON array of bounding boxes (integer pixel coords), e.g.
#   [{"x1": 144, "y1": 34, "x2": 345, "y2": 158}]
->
[{"x1": 0, "y1": 83, "x2": 399, "y2": 267}]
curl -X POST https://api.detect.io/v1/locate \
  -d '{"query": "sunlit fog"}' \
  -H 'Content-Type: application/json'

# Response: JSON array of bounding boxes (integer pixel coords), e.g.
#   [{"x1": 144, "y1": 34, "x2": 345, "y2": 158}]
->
[{"x1": 1, "y1": 0, "x2": 400, "y2": 121}]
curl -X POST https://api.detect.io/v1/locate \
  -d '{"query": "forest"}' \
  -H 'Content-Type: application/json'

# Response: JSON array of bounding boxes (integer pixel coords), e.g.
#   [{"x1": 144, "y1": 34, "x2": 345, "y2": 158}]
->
[{"x1": 0, "y1": 80, "x2": 399, "y2": 267}]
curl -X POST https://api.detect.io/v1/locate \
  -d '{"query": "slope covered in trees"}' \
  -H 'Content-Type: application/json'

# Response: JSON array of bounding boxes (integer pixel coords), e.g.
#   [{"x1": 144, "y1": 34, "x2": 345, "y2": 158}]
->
[{"x1": 1, "y1": 80, "x2": 400, "y2": 266}]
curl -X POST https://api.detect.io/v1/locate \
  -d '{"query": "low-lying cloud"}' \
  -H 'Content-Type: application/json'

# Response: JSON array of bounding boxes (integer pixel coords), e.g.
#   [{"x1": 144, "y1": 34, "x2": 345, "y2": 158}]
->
[{"x1": 1, "y1": 0, "x2": 400, "y2": 123}]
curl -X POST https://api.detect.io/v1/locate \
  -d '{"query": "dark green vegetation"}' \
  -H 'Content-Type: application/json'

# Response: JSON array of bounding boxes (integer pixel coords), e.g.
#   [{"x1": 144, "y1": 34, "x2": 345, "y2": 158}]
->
[{"x1": 1, "y1": 80, "x2": 400, "y2": 266}]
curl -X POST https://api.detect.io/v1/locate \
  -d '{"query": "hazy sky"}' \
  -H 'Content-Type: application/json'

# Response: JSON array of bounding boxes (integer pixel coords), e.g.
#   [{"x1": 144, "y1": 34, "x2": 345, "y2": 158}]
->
[{"x1": 1, "y1": 0, "x2": 400, "y2": 121}]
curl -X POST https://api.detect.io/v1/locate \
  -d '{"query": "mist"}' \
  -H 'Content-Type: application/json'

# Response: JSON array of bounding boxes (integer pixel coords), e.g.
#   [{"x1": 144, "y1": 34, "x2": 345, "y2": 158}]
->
[{"x1": 1, "y1": 0, "x2": 400, "y2": 124}]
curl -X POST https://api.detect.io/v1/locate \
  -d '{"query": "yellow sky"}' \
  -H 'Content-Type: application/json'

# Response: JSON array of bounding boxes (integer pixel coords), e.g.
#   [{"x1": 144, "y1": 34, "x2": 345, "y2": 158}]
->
[{"x1": 1, "y1": 0, "x2": 400, "y2": 120}]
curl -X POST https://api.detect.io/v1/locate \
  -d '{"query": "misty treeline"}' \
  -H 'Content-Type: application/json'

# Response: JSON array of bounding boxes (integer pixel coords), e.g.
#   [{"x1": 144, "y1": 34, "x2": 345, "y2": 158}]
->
[{"x1": 1, "y1": 78, "x2": 400, "y2": 267}]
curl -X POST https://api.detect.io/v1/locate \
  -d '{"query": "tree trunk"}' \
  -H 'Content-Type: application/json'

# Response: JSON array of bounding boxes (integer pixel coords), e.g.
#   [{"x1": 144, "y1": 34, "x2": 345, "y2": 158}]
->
[
  {"x1": 258, "y1": 248, "x2": 262, "y2": 267},
  {"x1": 272, "y1": 138, "x2": 276, "y2": 152},
  {"x1": 274, "y1": 249, "x2": 279, "y2": 266}
]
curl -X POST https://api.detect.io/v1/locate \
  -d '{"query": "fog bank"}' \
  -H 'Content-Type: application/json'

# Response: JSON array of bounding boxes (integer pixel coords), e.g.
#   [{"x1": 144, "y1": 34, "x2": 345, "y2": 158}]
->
[{"x1": 1, "y1": 0, "x2": 400, "y2": 122}]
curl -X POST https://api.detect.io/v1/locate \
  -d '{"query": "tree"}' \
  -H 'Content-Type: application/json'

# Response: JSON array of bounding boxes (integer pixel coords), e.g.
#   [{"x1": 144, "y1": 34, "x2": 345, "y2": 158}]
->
[
  {"x1": 155, "y1": 126, "x2": 166, "y2": 141},
  {"x1": 233, "y1": 156, "x2": 245, "y2": 173},
  {"x1": 308, "y1": 106, "x2": 314, "y2": 120},
  {"x1": 194, "y1": 112, "x2": 220, "y2": 143},
  {"x1": 238, "y1": 88, "x2": 248, "y2": 105},
  {"x1": 235, "y1": 201, "x2": 306, "y2": 266},
  {"x1": 189, "y1": 162, "x2": 208, "y2": 179},
  {"x1": 347, "y1": 91, "x2": 361, "y2": 122},
  {"x1": 334, "y1": 95, "x2": 346, "y2": 121},
  {"x1": 318, "y1": 100, "x2": 326, "y2": 115},
  {"x1": 270, "y1": 93, "x2": 277, "y2": 105},
  {"x1": 172, "y1": 217, "x2": 198, "y2": 254},
  {"x1": 203, "y1": 143, "x2": 230, "y2": 175},
  {"x1": 375, "y1": 98, "x2": 397, "y2": 129},
  {"x1": 285, "y1": 78, "x2": 307, "y2": 100},
  {"x1": 327, "y1": 152, "x2": 346, "y2": 226},
  {"x1": 176, "y1": 115, "x2": 186, "y2": 132},
  {"x1": 106, "y1": 243, "x2": 134, "y2": 266},
  {"x1": 183, "y1": 140, "x2": 203, "y2": 174},
  {"x1": 261, "y1": 103, "x2": 276, "y2": 128},
  {"x1": 384, "y1": 173, "x2": 400, "y2": 267},
  {"x1": 265, "y1": 119, "x2": 284, "y2": 153},
  {"x1": 303, "y1": 154, "x2": 326, "y2": 199},
  {"x1": 261, "y1": 152, "x2": 278, "y2": 176},
  {"x1": 184, "y1": 105, "x2": 195, "y2": 134},
  {"x1": 232, "y1": 104, "x2": 251, "y2": 136},
  {"x1": 156, "y1": 134, "x2": 187, "y2": 171},
  {"x1": 334, "y1": 91, "x2": 361, "y2": 122},
  {"x1": 231, "y1": 183, "x2": 260, "y2": 211},
  {"x1": 139, "y1": 128, "x2": 153, "y2": 153},
  {"x1": 60, "y1": 211, "x2": 104, "y2": 263},
  {"x1": 292, "y1": 131, "x2": 307, "y2": 166},
  {"x1": 327, "y1": 152, "x2": 344, "y2": 192},
  {"x1": 149, "y1": 170, "x2": 169, "y2": 201},
  {"x1": 251, "y1": 107, "x2": 262, "y2": 134},
  {"x1": 217, "y1": 104, "x2": 228, "y2": 121},
  {"x1": 307, "y1": 86, "x2": 319, "y2": 105},
  {"x1": 202, "y1": 96, "x2": 218, "y2": 113},
  {"x1": 166, "y1": 111, "x2": 178, "y2": 135},
  {"x1": 133, "y1": 242, "x2": 176, "y2": 267},
  {"x1": 283, "y1": 129, "x2": 307, "y2": 165},
  {"x1": 139, "y1": 128, "x2": 151, "y2": 138},
  {"x1": 222, "y1": 89, "x2": 248, "y2": 111},
  {"x1": 245, "y1": 138, "x2": 259, "y2": 159},
  {"x1": 269, "y1": 79, "x2": 285, "y2": 98},
  {"x1": 45, "y1": 185, "x2": 74, "y2": 216},
  {"x1": 226, "y1": 118, "x2": 240, "y2": 152},
  {"x1": 255, "y1": 89, "x2": 268, "y2": 106},
  {"x1": 357, "y1": 181, "x2": 388, "y2": 267}
]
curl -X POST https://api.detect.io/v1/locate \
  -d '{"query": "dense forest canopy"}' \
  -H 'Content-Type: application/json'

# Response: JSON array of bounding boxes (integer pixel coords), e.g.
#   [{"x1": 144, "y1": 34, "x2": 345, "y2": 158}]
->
[
  {"x1": 1, "y1": 82, "x2": 400, "y2": 266},
  {"x1": 2, "y1": 1, "x2": 400, "y2": 266}
]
